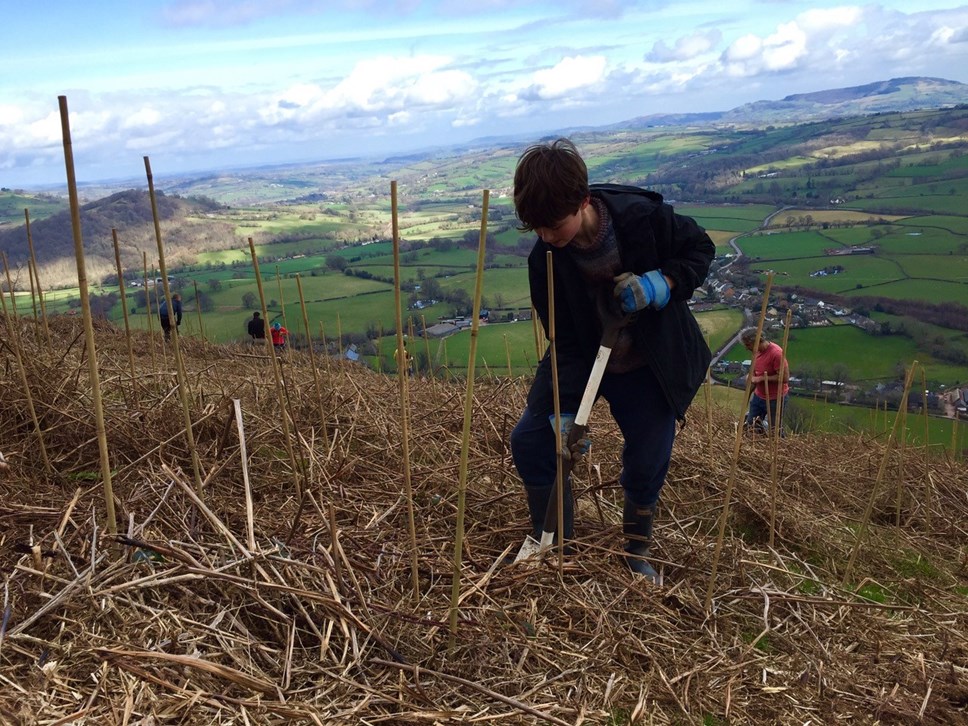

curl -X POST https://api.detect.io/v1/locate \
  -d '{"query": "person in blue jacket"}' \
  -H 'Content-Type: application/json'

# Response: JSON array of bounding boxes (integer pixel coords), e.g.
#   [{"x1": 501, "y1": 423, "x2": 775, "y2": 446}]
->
[
  {"x1": 158, "y1": 292, "x2": 182, "y2": 342},
  {"x1": 510, "y1": 138, "x2": 714, "y2": 582}
]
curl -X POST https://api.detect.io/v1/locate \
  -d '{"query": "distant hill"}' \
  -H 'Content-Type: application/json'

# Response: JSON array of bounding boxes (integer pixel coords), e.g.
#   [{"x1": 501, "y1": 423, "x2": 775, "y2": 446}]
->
[
  {"x1": 0, "y1": 190, "x2": 229, "y2": 286},
  {"x1": 616, "y1": 76, "x2": 968, "y2": 129}
]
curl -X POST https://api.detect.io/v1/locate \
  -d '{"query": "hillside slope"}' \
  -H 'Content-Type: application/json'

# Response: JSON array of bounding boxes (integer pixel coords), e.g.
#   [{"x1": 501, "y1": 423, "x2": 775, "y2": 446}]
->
[
  {"x1": 0, "y1": 190, "x2": 231, "y2": 287},
  {"x1": 0, "y1": 314, "x2": 965, "y2": 723}
]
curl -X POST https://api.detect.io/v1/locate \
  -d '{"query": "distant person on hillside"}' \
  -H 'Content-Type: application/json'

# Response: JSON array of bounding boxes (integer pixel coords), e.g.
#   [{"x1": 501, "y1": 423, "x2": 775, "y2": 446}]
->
[
  {"x1": 741, "y1": 327, "x2": 790, "y2": 436},
  {"x1": 508, "y1": 138, "x2": 714, "y2": 582},
  {"x1": 247, "y1": 311, "x2": 266, "y2": 341},
  {"x1": 158, "y1": 292, "x2": 182, "y2": 342},
  {"x1": 394, "y1": 340, "x2": 414, "y2": 377},
  {"x1": 270, "y1": 321, "x2": 289, "y2": 350}
]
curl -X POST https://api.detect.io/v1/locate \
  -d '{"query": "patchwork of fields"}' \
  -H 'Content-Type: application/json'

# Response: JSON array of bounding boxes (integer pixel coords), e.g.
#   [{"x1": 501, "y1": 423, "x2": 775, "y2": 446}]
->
[{"x1": 4, "y1": 108, "x2": 968, "y2": 452}]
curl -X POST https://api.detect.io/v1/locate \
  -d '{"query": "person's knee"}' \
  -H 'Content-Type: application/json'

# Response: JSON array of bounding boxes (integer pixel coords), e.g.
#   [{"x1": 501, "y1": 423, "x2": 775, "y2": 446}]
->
[{"x1": 509, "y1": 421, "x2": 531, "y2": 465}]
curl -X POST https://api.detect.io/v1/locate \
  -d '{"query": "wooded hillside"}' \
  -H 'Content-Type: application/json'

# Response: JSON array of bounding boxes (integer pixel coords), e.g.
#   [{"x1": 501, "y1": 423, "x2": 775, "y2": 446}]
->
[{"x1": 0, "y1": 190, "x2": 231, "y2": 288}]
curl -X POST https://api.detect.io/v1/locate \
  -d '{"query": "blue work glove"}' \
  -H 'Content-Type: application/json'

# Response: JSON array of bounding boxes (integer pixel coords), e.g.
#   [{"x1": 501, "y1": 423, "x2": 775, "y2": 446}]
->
[
  {"x1": 549, "y1": 414, "x2": 591, "y2": 461},
  {"x1": 613, "y1": 270, "x2": 670, "y2": 313}
]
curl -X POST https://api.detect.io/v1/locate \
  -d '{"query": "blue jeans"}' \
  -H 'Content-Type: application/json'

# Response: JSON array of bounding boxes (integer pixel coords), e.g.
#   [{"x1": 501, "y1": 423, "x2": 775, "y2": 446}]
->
[
  {"x1": 510, "y1": 365, "x2": 676, "y2": 508},
  {"x1": 745, "y1": 393, "x2": 787, "y2": 433}
]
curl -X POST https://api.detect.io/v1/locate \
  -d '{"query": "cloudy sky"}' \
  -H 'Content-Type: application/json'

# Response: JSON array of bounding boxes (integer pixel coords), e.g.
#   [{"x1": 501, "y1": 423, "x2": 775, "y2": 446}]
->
[{"x1": 3, "y1": 0, "x2": 968, "y2": 187}]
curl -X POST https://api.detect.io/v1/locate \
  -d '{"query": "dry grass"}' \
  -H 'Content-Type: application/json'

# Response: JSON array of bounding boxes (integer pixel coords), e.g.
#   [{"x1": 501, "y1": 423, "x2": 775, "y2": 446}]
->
[{"x1": 1, "y1": 314, "x2": 966, "y2": 724}]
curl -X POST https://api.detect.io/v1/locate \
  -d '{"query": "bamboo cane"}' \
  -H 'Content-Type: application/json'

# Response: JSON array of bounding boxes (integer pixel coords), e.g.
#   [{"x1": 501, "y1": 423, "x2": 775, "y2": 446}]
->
[
  {"x1": 545, "y1": 250, "x2": 566, "y2": 573},
  {"x1": 952, "y1": 413, "x2": 959, "y2": 461},
  {"x1": 24, "y1": 209, "x2": 51, "y2": 348},
  {"x1": 112, "y1": 230, "x2": 138, "y2": 388},
  {"x1": 28, "y1": 257, "x2": 51, "y2": 350},
  {"x1": 58, "y1": 96, "x2": 117, "y2": 535},
  {"x1": 275, "y1": 265, "x2": 288, "y2": 333},
  {"x1": 248, "y1": 238, "x2": 303, "y2": 503},
  {"x1": 421, "y1": 314, "x2": 431, "y2": 378},
  {"x1": 704, "y1": 368, "x2": 714, "y2": 471},
  {"x1": 144, "y1": 155, "x2": 204, "y2": 494},
  {"x1": 705, "y1": 272, "x2": 773, "y2": 610},
  {"x1": 531, "y1": 305, "x2": 542, "y2": 359},
  {"x1": 317, "y1": 321, "x2": 331, "y2": 373},
  {"x1": 895, "y1": 394, "x2": 909, "y2": 528},
  {"x1": 22, "y1": 211, "x2": 40, "y2": 348},
  {"x1": 443, "y1": 338, "x2": 450, "y2": 379},
  {"x1": 843, "y1": 360, "x2": 918, "y2": 585},
  {"x1": 921, "y1": 365, "x2": 934, "y2": 531},
  {"x1": 768, "y1": 308, "x2": 793, "y2": 547},
  {"x1": 375, "y1": 323, "x2": 384, "y2": 373},
  {"x1": 0, "y1": 262, "x2": 52, "y2": 476},
  {"x1": 192, "y1": 279, "x2": 205, "y2": 341},
  {"x1": 25, "y1": 245, "x2": 38, "y2": 326},
  {"x1": 504, "y1": 334, "x2": 512, "y2": 378},
  {"x1": 317, "y1": 319, "x2": 327, "y2": 351},
  {"x1": 1, "y1": 254, "x2": 18, "y2": 318},
  {"x1": 390, "y1": 182, "x2": 421, "y2": 601},
  {"x1": 920, "y1": 366, "x2": 929, "y2": 458},
  {"x1": 295, "y1": 274, "x2": 330, "y2": 447},
  {"x1": 407, "y1": 316, "x2": 417, "y2": 375},
  {"x1": 448, "y1": 189, "x2": 490, "y2": 644},
  {"x1": 336, "y1": 313, "x2": 343, "y2": 358},
  {"x1": 141, "y1": 251, "x2": 158, "y2": 372}
]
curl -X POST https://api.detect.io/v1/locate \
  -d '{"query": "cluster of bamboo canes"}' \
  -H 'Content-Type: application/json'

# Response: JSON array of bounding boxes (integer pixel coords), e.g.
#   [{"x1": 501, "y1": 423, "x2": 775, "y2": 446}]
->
[{"x1": 1, "y1": 96, "x2": 944, "y2": 625}]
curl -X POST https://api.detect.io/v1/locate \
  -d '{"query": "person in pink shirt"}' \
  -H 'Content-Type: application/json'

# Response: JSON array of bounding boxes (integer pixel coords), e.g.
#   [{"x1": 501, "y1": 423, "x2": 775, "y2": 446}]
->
[{"x1": 741, "y1": 327, "x2": 790, "y2": 435}]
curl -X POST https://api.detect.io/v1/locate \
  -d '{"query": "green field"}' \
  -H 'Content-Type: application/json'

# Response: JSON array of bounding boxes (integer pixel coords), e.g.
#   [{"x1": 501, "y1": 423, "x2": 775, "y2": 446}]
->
[
  {"x1": 738, "y1": 230, "x2": 845, "y2": 259},
  {"x1": 677, "y1": 204, "x2": 775, "y2": 231},
  {"x1": 842, "y1": 277, "x2": 968, "y2": 305},
  {"x1": 755, "y1": 254, "x2": 905, "y2": 291},
  {"x1": 787, "y1": 396, "x2": 968, "y2": 455},
  {"x1": 0, "y1": 191, "x2": 66, "y2": 225}
]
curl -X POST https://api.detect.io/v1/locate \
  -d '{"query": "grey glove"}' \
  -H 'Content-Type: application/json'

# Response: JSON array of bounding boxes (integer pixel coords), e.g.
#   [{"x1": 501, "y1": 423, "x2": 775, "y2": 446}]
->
[{"x1": 549, "y1": 414, "x2": 591, "y2": 461}]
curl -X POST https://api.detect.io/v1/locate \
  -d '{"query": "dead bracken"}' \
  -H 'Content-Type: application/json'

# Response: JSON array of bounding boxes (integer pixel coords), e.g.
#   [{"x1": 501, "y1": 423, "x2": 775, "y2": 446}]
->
[{"x1": 0, "y1": 314, "x2": 966, "y2": 724}]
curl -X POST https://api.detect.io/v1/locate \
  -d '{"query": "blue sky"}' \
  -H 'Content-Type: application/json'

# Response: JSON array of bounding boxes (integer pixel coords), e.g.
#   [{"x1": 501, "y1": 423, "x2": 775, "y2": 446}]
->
[{"x1": 3, "y1": 0, "x2": 968, "y2": 187}]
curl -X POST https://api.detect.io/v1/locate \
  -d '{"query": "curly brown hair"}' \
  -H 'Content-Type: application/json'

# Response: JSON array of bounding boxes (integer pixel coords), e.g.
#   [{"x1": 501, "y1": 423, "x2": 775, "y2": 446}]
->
[{"x1": 513, "y1": 138, "x2": 589, "y2": 232}]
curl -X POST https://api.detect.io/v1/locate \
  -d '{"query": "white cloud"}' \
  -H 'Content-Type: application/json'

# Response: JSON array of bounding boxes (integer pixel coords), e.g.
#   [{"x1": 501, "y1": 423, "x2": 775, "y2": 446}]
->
[
  {"x1": 723, "y1": 21, "x2": 807, "y2": 76},
  {"x1": 121, "y1": 107, "x2": 163, "y2": 130},
  {"x1": 3, "y1": 2, "x2": 968, "y2": 185},
  {"x1": 318, "y1": 55, "x2": 475, "y2": 113},
  {"x1": 527, "y1": 55, "x2": 607, "y2": 99},
  {"x1": 647, "y1": 30, "x2": 722, "y2": 63},
  {"x1": 0, "y1": 104, "x2": 25, "y2": 126},
  {"x1": 797, "y1": 6, "x2": 863, "y2": 32}
]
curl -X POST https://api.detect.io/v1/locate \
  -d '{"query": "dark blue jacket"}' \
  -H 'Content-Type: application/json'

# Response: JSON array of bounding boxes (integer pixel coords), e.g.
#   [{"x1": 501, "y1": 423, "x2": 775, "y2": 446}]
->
[
  {"x1": 158, "y1": 297, "x2": 182, "y2": 324},
  {"x1": 526, "y1": 184, "x2": 714, "y2": 421}
]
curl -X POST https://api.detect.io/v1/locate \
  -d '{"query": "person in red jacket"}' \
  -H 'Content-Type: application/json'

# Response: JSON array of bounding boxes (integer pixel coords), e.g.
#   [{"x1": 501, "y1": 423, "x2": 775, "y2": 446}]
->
[
  {"x1": 270, "y1": 321, "x2": 288, "y2": 350},
  {"x1": 741, "y1": 327, "x2": 790, "y2": 435}
]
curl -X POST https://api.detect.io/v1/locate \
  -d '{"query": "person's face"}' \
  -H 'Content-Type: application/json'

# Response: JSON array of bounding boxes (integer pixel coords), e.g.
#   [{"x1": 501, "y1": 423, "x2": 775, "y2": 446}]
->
[{"x1": 534, "y1": 199, "x2": 587, "y2": 248}]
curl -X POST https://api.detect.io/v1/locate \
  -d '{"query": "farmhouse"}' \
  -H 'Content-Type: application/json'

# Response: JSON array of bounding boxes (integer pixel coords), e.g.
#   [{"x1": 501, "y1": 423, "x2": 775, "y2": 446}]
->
[{"x1": 424, "y1": 322, "x2": 459, "y2": 338}]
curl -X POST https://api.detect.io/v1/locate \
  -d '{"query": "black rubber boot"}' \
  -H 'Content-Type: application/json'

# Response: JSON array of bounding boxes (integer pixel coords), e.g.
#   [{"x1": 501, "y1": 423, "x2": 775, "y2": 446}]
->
[
  {"x1": 525, "y1": 484, "x2": 573, "y2": 542},
  {"x1": 623, "y1": 498, "x2": 659, "y2": 583}
]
